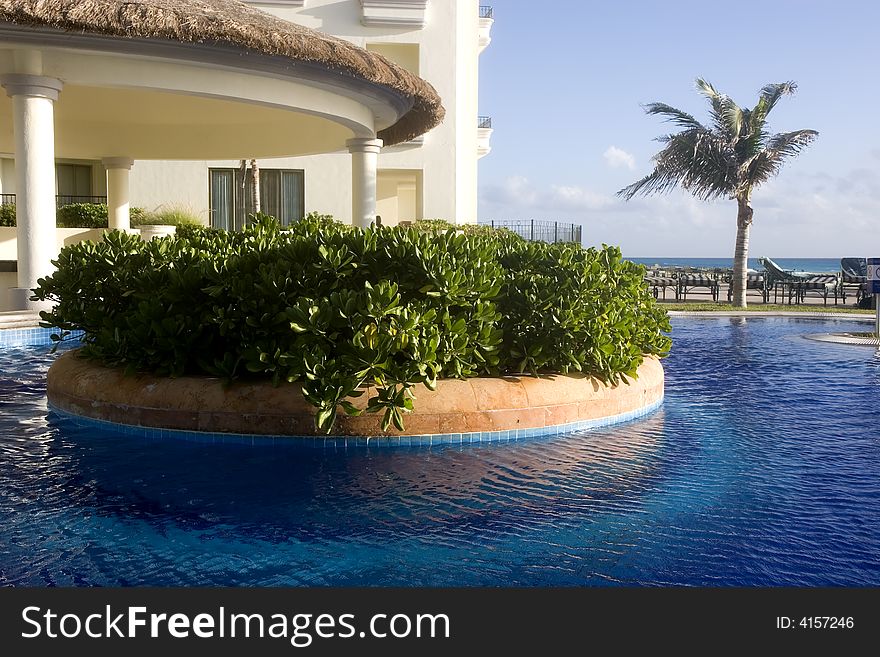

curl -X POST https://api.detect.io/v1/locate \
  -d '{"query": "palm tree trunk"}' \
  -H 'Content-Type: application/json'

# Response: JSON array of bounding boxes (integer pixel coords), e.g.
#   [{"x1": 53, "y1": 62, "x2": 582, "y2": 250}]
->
[
  {"x1": 250, "y1": 159, "x2": 260, "y2": 214},
  {"x1": 731, "y1": 195, "x2": 753, "y2": 307},
  {"x1": 238, "y1": 159, "x2": 248, "y2": 227}
]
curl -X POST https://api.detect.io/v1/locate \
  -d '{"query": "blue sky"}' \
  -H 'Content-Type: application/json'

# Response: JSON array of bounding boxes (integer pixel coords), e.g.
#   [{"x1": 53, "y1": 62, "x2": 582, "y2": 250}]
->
[{"x1": 477, "y1": 0, "x2": 880, "y2": 257}]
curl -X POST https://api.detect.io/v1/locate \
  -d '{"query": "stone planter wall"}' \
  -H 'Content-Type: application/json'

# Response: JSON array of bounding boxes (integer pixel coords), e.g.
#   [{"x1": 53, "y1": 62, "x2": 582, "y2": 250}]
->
[{"x1": 47, "y1": 351, "x2": 664, "y2": 443}]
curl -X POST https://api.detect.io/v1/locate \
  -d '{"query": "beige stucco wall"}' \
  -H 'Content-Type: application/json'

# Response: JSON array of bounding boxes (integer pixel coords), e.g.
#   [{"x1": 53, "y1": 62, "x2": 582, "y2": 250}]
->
[
  {"x1": 0, "y1": 157, "x2": 14, "y2": 194},
  {"x1": 0, "y1": 226, "x2": 107, "y2": 311},
  {"x1": 0, "y1": 226, "x2": 104, "y2": 261},
  {"x1": 130, "y1": 161, "x2": 210, "y2": 222}
]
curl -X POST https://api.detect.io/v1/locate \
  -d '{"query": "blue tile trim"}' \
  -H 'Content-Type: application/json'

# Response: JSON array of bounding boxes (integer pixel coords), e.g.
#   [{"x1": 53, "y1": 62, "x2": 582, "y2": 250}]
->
[
  {"x1": 47, "y1": 396, "x2": 664, "y2": 448},
  {"x1": 0, "y1": 326, "x2": 83, "y2": 348}
]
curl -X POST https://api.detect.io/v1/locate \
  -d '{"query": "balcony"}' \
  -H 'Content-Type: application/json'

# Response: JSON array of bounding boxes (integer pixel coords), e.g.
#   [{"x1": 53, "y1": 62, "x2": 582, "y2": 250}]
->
[
  {"x1": 479, "y1": 5, "x2": 494, "y2": 53},
  {"x1": 360, "y1": 0, "x2": 428, "y2": 29},
  {"x1": 0, "y1": 194, "x2": 108, "y2": 208},
  {"x1": 55, "y1": 195, "x2": 108, "y2": 207},
  {"x1": 477, "y1": 115, "x2": 493, "y2": 159}
]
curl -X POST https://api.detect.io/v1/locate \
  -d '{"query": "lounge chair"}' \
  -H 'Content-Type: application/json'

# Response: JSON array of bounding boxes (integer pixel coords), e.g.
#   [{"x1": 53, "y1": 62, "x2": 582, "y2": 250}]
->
[
  {"x1": 759, "y1": 257, "x2": 808, "y2": 304},
  {"x1": 727, "y1": 272, "x2": 767, "y2": 303},
  {"x1": 839, "y1": 257, "x2": 867, "y2": 304},
  {"x1": 644, "y1": 273, "x2": 677, "y2": 300},
  {"x1": 759, "y1": 257, "x2": 838, "y2": 305},
  {"x1": 796, "y1": 275, "x2": 839, "y2": 305},
  {"x1": 677, "y1": 273, "x2": 720, "y2": 301}
]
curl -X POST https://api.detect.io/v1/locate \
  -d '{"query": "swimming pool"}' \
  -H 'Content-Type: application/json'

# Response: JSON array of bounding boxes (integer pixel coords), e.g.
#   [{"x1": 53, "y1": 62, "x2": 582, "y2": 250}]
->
[{"x1": 1, "y1": 317, "x2": 878, "y2": 586}]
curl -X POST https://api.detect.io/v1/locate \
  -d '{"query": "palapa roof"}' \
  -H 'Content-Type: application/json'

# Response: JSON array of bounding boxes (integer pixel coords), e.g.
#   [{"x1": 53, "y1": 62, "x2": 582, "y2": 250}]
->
[{"x1": 0, "y1": 0, "x2": 445, "y2": 145}]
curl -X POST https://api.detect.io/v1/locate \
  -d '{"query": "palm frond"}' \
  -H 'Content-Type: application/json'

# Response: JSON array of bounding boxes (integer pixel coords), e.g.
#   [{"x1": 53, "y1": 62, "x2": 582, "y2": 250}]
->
[
  {"x1": 618, "y1": 128, "x2": 735, "y2": 201},
  {"x1": 767, "y1": 129, "x2": 818, "y2": 158},
  {"x1": 695, "y1": 78, "x2": 721, "y2": 102},
  {"x1": 643, "y1": 103, "x2": 706, "y2": 130},
  {"x1": 621, "y1": 79, "x2": 816, "y2": 204},
  {"x1": 723, "y1": 102, "x2": 745, "y2": 138},
  {"x1": 695, "y1": 78, "x2": 727, "y2": 134},
  {"x1": 744, "y1": 129, "x2": 818, "y2": 186},
  {"x1": 757, "y1": 82, "x2": 797, "y2": 117},
  {"x1": 749, "y1": 81, "x2": 797, "y2": 134}
]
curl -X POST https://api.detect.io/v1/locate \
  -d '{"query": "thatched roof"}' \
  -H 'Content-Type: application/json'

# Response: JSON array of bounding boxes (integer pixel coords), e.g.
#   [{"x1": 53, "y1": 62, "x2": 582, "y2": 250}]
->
[{"x1": 0, "y1": 0, "x2": 445, "y2": 145}]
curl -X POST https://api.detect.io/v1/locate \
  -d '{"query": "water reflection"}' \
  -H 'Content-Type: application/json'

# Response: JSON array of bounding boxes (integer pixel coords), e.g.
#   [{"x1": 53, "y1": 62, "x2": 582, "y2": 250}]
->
[
  {"x1": 39, "y1": 410, "x2": 666, "y2": 546},
  {"x1": 4, "y1": 317, "x2": 880, "y2": 586}
]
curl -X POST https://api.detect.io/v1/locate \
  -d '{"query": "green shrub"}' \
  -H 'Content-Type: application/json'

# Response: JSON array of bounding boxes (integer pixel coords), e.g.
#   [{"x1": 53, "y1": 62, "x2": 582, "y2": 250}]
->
[
  {"x1": 0, "y1": 203, "x2": 14, "y2": 227},
  {"x1": 132, "y1": 205, "x2": 203, "y2": 227},
  {"x1": 129, "y1": 207, "x2": 148, "y2": 225},
  {"x1": 35, "y1": 217, "x2": 671, "y2": 432},
  {"x1": 56, "y1": 203, "x2": 109, "y2": 228},
  {"x1": 413, "y1": 218, "x2": 460, "y2": 232},
  {"x1": 414, "y1": 218, "x2": 522, "y2": 240},
  {"x1": 303, "y1": 211, "x2": 343, "y2": 225},
  {"x1": 1, "y1": 203, "x2": 147, "y2": 228}
]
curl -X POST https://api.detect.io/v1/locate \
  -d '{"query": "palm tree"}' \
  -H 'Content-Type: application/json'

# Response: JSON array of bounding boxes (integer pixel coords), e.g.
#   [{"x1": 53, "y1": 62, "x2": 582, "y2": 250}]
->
[
  {"x1": 618, "y1": 79, "x2": 818, "y2": 307},
  {"x1": 238, "y1": 159, "x2": 261, "y2": 228}
]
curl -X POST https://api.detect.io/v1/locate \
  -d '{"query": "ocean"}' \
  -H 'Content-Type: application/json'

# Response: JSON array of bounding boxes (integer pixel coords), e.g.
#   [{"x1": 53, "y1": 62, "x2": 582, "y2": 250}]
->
[{"x1": 627, "y1": 257, "x2": 842, "y2": 274}]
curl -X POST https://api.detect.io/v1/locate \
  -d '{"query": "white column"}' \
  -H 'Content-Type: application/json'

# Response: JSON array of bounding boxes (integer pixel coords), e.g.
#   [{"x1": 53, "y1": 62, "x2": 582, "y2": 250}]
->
[
  {"x1": 103, "y1": 157, "x2": 134, "y2": 231},
  {"x1": 0, "y1": 74, "x2": 62, "y2": 311},
  {"x1": 346, "y1": 137, "x2": 382, "y2": 228}
]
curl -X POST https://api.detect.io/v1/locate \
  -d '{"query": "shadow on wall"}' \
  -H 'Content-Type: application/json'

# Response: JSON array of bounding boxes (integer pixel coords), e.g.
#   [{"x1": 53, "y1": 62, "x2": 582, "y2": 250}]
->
[
  {"x1": 0, "y1": 227, "x2": 109, "y2": 311},
  {"x1": 0, "y1": 272, "x2": 16, "y2": 311},
  {"x1": 62, "y1": 228, "x2": 105, "y2": 247},
  {"x1": 0, "y1": 226, "x2": 15, "y2": 261}
]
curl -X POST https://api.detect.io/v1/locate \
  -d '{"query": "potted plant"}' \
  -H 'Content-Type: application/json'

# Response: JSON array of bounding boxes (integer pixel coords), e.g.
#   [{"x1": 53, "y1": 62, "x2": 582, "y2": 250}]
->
[{"x1": 132, "y1": 206, "x2": 203, "y2": 241}]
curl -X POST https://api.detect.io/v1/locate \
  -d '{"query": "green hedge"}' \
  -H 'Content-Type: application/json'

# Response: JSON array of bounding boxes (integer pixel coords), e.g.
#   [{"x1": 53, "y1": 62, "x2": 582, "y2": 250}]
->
[
  {"x1": 1, "y1": 203, "x2": 148, "y2": 228},
  {"x1": 131, "y1": 206, "x2": 202, "y2": 227},
  {"x1": 56, "y1": 203, "x2": 109, "y2": 228},
  {"x1": 0, "y1": 203, "x2": 14, "y2": 227},
  {"x1": 35, "y1": 216, "x2": 671, "y2": 432}
]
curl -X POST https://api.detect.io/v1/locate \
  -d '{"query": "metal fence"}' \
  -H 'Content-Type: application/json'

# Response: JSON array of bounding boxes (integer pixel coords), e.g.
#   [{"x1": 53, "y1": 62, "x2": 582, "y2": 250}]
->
[
  {"x1": 480, "y1": 220, "x2": 582, "y2": 244},
  {"x1": 478, "y1": 116, "x2": 493, "y2": 129},
  {"x1": 55, "y1": 195, "x2": 107, "y2": 207},
  {"x1": 479, "y1": 6, "x2": 494, "y2": 19},
  {"x1": 0, "y1": 194, "x2": 109, "y2": 209}
]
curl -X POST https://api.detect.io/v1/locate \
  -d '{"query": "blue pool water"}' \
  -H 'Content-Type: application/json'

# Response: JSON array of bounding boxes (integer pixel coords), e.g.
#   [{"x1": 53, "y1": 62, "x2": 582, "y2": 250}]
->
[{"x1": 1, "y1": 317, "x2": 879, "y2": 586}]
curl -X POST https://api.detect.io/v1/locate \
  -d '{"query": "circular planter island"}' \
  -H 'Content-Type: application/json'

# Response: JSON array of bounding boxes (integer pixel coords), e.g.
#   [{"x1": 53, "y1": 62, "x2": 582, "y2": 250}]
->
[{"x1": 47, "y1": 351, "x2": 664, "y2": 445}]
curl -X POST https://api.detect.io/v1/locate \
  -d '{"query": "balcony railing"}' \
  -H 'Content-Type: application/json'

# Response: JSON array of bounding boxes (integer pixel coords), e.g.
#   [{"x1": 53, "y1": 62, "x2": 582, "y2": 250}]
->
[
  {"x1": 55, "y1": 195, "x2": 107, "y2": 207},
  {"x1": 0, "y1": 194, "x2": 108, "y2": 208},
  {"x1": 478, "y1": 116, "x2": 493, "y2": 129},
  {"x1": 479, "y1": 6, "x2": 493, "y2": 19},
  {"x1": 480, "y1": 220, "x2": 582, "y2": 245}
]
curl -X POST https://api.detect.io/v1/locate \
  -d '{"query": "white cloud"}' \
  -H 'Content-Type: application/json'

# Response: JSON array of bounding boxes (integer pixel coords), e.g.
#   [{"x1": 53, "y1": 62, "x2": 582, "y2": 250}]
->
[
  {"x1": 549, "y1": 185, "x2": 617, "y2": 211},
  {"x1": 603, "y1": 146, "x2": 636, "y2": 171},
  {"x1": 481, "y1": 176, "x2": 622, "y2": 213},
  {"x1": 502, "y1": 175, "x2": 538, "y2": 205}
]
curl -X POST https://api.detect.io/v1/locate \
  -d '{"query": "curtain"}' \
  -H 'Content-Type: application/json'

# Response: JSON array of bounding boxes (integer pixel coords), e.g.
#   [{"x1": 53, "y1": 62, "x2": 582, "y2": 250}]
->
[{"x1": 209, "y1": 169, "x2": 234, "y2": 231}]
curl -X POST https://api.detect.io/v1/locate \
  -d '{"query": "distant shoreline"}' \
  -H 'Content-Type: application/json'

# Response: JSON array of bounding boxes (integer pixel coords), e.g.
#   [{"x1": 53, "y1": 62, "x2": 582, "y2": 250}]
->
[{"x1": 626, "y1": 257, "x2": 842, "y2": 274}]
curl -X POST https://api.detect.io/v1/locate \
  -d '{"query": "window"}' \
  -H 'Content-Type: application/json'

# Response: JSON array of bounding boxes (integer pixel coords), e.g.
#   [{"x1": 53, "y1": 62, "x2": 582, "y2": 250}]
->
[
  {"x1": 209, "y1": 169, "x2": 236, "y2": 231},
  {"x1": 56, "y1": 163, "x2": 92, "y2": 199},
  {"x1": 209, "y1": 168, "x2": 304, "y2": 230}
]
